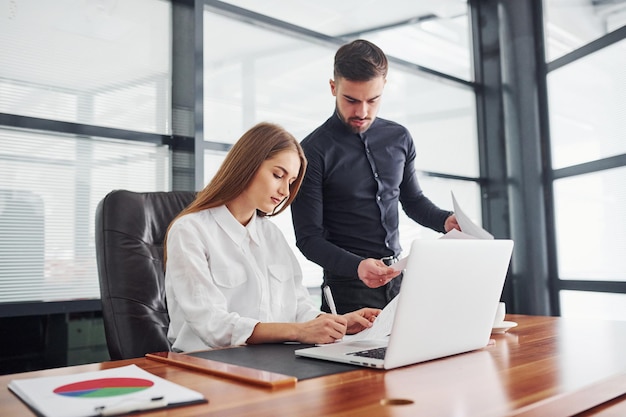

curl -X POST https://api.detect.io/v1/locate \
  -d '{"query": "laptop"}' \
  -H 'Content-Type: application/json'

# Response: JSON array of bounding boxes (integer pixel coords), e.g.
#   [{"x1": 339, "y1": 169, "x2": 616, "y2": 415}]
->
[{"x1": 295, "y1": 239, "x2": 514, "y2": 370}]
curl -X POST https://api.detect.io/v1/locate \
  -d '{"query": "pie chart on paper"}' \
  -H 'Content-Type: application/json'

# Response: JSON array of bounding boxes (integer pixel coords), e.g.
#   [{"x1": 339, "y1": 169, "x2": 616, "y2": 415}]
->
[{"x1": 53, "y1": 377, "x2": 154, "y2": 398}]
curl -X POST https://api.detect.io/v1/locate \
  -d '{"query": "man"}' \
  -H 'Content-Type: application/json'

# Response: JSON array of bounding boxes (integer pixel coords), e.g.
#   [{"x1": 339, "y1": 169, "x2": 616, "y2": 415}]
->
[{"x1": 291, "y1": 39, "x2": 459, "y2": 313}]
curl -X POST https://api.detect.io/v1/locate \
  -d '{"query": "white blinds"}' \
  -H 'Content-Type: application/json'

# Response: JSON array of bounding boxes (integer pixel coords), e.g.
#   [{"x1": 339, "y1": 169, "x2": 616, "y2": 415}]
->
[
  {"x1": 0, "y1": 0, "x2": 172, "y2": 304},
  {"x1": 0, "y1": 129, "x2": 171, "y2": 303},
  {"x1": 0, "y1": 0, "x2": 171, "y2": 134}
]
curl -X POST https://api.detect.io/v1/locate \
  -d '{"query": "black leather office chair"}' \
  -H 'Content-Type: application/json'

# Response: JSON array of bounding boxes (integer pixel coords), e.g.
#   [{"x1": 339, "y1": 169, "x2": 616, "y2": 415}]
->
[{"x1": 95, "y1": 190, "x2": 196, "y2": 360}]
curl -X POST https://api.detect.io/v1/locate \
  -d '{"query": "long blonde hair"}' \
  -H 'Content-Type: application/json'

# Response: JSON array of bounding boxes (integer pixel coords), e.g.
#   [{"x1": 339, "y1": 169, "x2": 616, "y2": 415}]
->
[{"x1": 164, "y1": 122, "x2": 306, "y2": 265}]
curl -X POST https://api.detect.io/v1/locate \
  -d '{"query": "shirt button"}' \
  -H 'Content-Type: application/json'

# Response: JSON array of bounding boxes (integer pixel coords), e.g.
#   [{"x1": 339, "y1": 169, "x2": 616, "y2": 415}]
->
[
  {"x1": 366, "y1": 147, "x2": 370, "y2": 154},
  {"x1": 374, "y1": 172, "x2": 379, "y2": 178},
  {"x1": 377, "y1": 196, "x2": 381, "y2": 201}
]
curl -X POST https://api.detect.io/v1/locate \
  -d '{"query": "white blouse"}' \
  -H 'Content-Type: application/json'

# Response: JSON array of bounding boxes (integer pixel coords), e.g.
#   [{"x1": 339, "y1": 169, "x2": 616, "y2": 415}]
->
[{"x1": 165, "y1": 205, "x2": 320, "y2": 352}]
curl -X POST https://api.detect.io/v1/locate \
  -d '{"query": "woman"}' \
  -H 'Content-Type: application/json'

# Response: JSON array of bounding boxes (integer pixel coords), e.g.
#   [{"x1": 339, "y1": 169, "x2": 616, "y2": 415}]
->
[{"x1": 164, "y1": 122, "x2": 380, "y2": 352}]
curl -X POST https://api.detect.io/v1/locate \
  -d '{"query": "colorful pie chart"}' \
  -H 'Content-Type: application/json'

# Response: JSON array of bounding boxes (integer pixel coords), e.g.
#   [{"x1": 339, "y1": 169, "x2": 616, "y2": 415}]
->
[{"x1": 53, "y1": 377, "x2": 154, "y2": 398}]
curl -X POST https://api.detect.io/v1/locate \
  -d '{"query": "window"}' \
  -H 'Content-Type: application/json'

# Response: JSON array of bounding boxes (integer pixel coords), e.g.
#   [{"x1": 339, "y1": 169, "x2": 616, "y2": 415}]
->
[
  {"x1": 219, "y1": 0, "x2": 472, "y2": 80},
  {"x1": 547, "y1": 40, "x2": 626, "y2": 169},
  {"x1": 0, "y1": 0, "x2": 171, "y2": 134},
  {"x1": 553, "y1": 167, "x2": 626, "y2": 282},
  {"x1": 202, "y1": 2, "x2": 479, "y2": 287},
  {"x1": 560, "y1": 290, "x2": 626, "y2": 321},
  {"x1": 0, "y1": 128, "x2": 170, "y2": 304},
  {"x1": 543, "y1": 0, "x2": 626, "y2": 61},
  {"x1": 0, "y1": 0, "x2": 172, "y2": 309},
  {"x1": 543, "y1": 0, "x2": 626, "y2": 320}
]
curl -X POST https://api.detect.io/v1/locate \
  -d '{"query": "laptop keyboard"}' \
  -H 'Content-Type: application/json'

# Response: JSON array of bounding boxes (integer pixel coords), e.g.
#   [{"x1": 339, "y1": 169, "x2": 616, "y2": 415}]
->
[{"x1": 348, "y1": 346, "x2": 387, "y2": 360}]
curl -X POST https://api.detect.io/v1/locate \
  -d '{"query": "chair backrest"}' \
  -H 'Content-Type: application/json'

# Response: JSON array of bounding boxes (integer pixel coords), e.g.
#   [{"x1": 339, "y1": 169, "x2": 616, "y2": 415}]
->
[{"x1": 95, "y1": 190, "x2": 196, "y2": 360}]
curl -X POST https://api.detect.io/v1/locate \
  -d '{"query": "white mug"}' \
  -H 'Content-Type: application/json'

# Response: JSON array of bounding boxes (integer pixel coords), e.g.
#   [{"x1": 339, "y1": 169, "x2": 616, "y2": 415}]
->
[{"x1": 493, "y1": 302, "x2": 506, "y2": 326}]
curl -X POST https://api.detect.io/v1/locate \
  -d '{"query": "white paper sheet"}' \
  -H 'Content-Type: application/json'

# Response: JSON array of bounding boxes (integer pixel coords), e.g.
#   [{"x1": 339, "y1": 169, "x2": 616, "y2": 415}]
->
[
  {"x1": 450, "y1": 191, "x2": 494, "y2": 239},
  {"x1": 440, "y1": 228, "x2": 480, "y2": 240},
  {"x1": 342, "y1": 295, "x2": 398, "y2": 342},
  {"x1": 391, "y1": 255, "x2": 408, "y2": 271},
  {"x1": 8, "y1": 364, "x2": 205, "y2": 417}
]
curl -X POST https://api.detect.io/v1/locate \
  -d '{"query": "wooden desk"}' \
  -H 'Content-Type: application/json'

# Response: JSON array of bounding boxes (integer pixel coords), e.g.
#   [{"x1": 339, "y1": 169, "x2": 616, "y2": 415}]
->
[{"x1": 3, "y1": 314, "x2": 626, "y2": 416}]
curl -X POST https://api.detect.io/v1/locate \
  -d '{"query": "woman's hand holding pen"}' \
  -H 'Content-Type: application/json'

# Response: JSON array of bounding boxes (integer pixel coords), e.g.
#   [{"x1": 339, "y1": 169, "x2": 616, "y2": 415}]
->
[
  {"x1": 357, "y1": 258, "x2": 401, "y2": 288},
  {"x1": 249, "y1": 285, "x2": 379, "y2": 345},
  {"x1": 248, "y1": 316, "x2": 348, "y2": 345},
  {"x1": 323, "y1": 285, "x2": 380, "y2": 336},
  {"x1": 297, "y1": 315, "x2": 348, "y2": 344},
  {"x1": 296, "y1": 308, "x2": 380, "y2": 344}
]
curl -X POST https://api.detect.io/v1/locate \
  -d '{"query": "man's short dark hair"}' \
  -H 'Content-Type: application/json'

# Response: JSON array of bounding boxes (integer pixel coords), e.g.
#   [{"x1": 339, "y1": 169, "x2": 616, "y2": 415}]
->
[{"x1": 333, "y1": 39, "x2": 388, "y2": 81}]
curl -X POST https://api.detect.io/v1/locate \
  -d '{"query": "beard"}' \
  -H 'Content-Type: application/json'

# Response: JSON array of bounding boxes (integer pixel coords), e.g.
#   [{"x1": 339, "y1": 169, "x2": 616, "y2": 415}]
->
[{"x1": 336, "y1": 107, "x2": 372, "y2": 134}]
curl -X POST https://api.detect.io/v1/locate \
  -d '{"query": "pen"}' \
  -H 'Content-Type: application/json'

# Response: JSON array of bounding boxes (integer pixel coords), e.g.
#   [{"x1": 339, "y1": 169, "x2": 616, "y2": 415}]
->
[
  {"x1": 323, "y1": 285, "x2": 338, "y2": 315},
  {"x1": 95, "y1": 396, "x2": 167, "y2": 416}
]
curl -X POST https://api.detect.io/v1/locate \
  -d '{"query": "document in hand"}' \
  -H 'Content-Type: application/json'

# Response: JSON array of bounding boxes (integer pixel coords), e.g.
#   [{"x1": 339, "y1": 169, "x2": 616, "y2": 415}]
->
[
  {"x1": 444, "y1": 191, "x2": 494, "y2": 240},
  {"x1": 8, "y1": 364, "x2": 206, "y2": 417},
  {"x1": 390, "y1": 191, "x2": 494, "y2": 272}
]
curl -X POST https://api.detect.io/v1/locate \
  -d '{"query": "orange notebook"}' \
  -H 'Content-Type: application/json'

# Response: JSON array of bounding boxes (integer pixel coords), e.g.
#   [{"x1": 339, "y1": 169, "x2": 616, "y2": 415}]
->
[{"x1": 145, "y1": 351, "x2": 297, "y2": 389}]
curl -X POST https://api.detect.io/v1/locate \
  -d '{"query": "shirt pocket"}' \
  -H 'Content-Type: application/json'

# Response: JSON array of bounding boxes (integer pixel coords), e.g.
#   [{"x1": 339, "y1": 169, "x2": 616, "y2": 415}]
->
[
  {"x1": 268, "y1": 264, "x2": 296, "y2": 315},
  {"x1": 212, "y1": 265, "x2": 247, "y2": 289},
  {"x1": 268, "y1": 264, "x2": 291, "y2": 283}
]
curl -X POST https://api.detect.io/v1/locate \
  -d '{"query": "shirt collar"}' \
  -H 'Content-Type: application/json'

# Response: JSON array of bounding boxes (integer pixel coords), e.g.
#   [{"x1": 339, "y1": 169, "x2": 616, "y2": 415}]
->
[{"x1": 211, "y1": 205, "x2": 261, "y2": 247}]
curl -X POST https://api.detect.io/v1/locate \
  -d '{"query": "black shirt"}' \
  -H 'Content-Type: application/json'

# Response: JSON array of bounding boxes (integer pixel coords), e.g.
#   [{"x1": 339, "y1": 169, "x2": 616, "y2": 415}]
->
[{"x1": 291, "y1": 111, "x2": 451, "y2": 278}]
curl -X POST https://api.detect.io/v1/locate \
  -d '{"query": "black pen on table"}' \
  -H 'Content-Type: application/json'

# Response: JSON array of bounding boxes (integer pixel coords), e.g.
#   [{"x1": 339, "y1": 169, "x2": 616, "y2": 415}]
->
[{"x1": 323, "y1": 285, "x2": 338, "y2": 315}]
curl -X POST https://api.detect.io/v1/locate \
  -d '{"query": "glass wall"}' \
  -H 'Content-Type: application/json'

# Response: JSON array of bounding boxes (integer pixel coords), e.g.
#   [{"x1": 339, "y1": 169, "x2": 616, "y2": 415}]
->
[
  {"x1": 201, "y1": 1, "x2": 480, "y2": 288},
  {"x1": 543, "y1": 0, "x2": 625, "y2": 61},
  {"x1": 547, "y1": 41, "x2": 626, "y2": 169},
  {"x1": 543, "y1": 0, "x2": 626, "y2": 320},
  {"x1": 0, "y1": 0, "x2": 172, "y2": 307},
  {"x1": 0, "y1": 129, "x2": 169, "y2": 303},
  {"x1": 202, "y1": 12, "x2": 332, "y2": 144},
  {"x1": 0, "y1": 0, "x2": 171, "y2": 133},
  {"x1": 553, "y1": 167, "x2": 626, "y2": 282},
  {"x1": 218, "y1": 0, "x2": 472, "y2": 80}
]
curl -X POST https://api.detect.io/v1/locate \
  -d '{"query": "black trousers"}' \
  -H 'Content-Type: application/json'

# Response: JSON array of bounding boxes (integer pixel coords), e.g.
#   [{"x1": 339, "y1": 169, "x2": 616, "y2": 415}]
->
[{"x1": 320, "y1": 272, "x2": 403, "y2": 314}]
